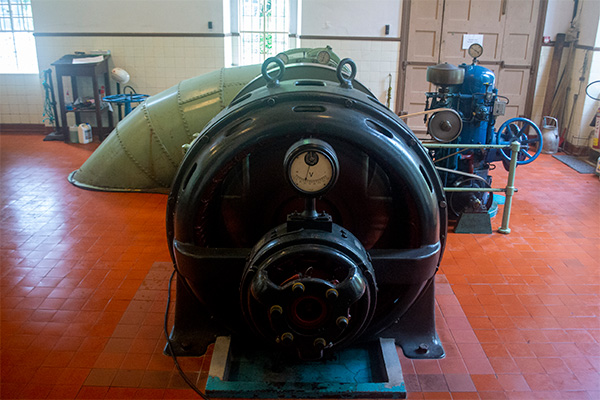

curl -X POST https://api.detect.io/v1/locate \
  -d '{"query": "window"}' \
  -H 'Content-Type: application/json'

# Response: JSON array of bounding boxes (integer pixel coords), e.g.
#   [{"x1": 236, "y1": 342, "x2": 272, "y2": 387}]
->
[
  {"x1": 239, "y1": 0, "x2": 289, "y2": 65},
  {"x1": 0, "y1": 0, "x2": 38, "y2": 73}
]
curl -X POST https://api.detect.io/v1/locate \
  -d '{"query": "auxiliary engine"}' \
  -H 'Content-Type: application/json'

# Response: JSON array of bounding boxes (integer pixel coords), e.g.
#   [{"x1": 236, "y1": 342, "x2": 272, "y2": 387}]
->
[
  {"x1": 167, "y1": 58, "x2": 447, "y2": 361},
  {"x1": 424, "y1": 44, "x2": 542, "y2": 217}
]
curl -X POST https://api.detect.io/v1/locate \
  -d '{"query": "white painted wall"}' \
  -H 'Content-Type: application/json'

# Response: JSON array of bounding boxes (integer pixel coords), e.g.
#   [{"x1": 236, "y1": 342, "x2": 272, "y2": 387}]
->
[
  {"x1": 543, "y1": 0, "x2": 574, "y2": 40},
  {"x1": 300, "y1": 0, "x2": 401, "y2": 37},
  {"x1": 32, "y1": 0, "x2": 224, "y2": 33},
  {"x1": 577, "y1": 0, "x2": 600, "y2": 46}
]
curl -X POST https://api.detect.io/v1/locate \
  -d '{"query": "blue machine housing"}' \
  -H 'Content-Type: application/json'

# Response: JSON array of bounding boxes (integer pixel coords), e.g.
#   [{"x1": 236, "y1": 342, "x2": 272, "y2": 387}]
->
[
  {"x1": 424, "y1": 60, "x2": 542, "y2": 217},
  {"x1": 457, "y1": 64, "x2": 496, "y2": 146}
]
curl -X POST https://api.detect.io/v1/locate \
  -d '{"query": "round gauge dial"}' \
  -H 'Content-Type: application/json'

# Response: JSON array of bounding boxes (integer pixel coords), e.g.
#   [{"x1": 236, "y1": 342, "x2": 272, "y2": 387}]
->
[
  {"x1": 284, "y1": 139, "x2": 339, "y2": 195},
  {"x1": 468, "y1": 43, "x2": 483, "y2": 59},
  {"x1": 316, "y1": 50, "x2": 331, "y2": 65}
]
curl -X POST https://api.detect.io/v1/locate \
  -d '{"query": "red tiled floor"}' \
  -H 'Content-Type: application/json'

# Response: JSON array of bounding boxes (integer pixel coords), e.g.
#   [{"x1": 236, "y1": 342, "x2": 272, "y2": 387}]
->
[{"x1": 1, "y1": 134, "x2": 599, "y2": 399}]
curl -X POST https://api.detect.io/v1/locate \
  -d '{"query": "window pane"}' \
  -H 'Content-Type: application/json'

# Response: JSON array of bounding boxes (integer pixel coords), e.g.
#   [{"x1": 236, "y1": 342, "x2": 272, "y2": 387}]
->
[
  {"x1": 0, "y1": 30, "x2": 37, "y2": 73},
  {"x1": 0, "y1": 0, "x2": 37, "y2": 73},
  {"x1": 239, "y1": 0, "x2": 288, "y2": 65},
  {"x1": 0, "y1": 32, "x2": 18, "y2": 72},
  {"x1": 0, "y1": 17, "x2": 11, "y2": 30},
  {"x1": 13, "y1": 31, "x2": 37, "y2": 72}
]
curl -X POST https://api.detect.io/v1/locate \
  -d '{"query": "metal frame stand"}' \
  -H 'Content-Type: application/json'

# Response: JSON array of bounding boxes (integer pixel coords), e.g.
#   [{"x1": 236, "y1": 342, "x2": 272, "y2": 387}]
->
[{"x1": 423, "y1": 141, "x2": 521, "y2": 234}]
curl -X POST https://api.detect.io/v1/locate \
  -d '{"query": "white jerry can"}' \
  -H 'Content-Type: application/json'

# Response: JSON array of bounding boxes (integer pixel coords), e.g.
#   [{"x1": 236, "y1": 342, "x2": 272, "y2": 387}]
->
[{"x1": 78, "y1": 123, "x2": 93, "y2": 144}]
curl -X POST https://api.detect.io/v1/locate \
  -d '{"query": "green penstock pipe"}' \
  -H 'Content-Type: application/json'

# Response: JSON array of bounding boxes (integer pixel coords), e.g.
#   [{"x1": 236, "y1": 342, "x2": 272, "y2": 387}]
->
[{"x1": 68, "y1": 47, "x2": 372, "y2": 193}]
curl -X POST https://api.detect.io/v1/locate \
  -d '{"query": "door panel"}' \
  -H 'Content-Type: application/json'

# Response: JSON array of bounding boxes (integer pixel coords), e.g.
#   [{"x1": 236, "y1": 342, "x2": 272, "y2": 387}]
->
[
  {"x1": 440, "y1": 0, "x2": 505, "y2": 65},
  {"x1": 401, "y1": 0, "x2": 541, "y2": 132},
  {"x1": 501, "y1": 0, "x2": 539, "y2": 65},
  {"x1": 496, "y1": 68, "x2": 530, "y2": 126},
  {"x1": 406, "y1": 0, "x2": 443, "y2": 63},
  {"x1": 412, "y1": 30, "x2": 440, "y2": 59},
  {"x1": 404, "y1": 65, "x2": 436, "y2": 132}
]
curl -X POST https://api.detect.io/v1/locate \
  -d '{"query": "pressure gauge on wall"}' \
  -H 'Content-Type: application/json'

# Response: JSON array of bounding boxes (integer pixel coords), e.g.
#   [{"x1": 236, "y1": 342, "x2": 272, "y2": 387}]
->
[
  {"x1": 468, "y1": 43, "x2": 483, "y2": 59},
  {"x1": 284, "y1": 139, "x2": 339, "y2": 196}
]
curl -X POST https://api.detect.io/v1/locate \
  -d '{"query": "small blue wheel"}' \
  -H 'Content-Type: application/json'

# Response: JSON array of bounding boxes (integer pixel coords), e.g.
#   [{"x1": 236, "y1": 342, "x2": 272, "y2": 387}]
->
[{"x1": 496, "y1": 117, "x2": 543, "y2": 165}]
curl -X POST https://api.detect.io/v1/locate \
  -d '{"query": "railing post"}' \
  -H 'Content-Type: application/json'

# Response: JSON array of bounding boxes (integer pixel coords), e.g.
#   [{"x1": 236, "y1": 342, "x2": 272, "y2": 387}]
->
[{"x1": 498, "y1": 141, "x2": 520, "y2": 234}]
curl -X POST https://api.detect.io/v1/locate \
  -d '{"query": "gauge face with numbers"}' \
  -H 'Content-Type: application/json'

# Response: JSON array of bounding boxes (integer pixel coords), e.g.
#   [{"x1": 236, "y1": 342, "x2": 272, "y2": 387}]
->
[
  {"x1": 284, "y1": 139, "x2": 339, "y2": 196},
  {"x1": 468, "y1": 43, "x2": 483, "y2": 59},
  {"x1": 317, "y1": 50, "x2": 331, "y2": 64}
]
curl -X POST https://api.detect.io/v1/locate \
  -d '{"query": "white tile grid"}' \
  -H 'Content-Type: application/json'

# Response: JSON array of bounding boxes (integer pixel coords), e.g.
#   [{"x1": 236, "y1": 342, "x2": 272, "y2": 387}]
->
[
  {"x1": 564, "y1": 48, "x2": 596, "y2": 147},
  {"x1": 530, "y1": 46, "x2": 552, "y2": 125},
  {"x1": 2, "y1": 36, "x2": 228, "y2": 126},
  {"x1": 0, "y1": 74, "x2": 44, "y2": 124}
]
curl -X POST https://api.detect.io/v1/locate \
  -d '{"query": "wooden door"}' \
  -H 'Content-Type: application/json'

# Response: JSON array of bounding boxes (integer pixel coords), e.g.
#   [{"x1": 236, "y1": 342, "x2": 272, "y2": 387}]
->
[
  {"x1": 399, "y1": 0, "x2": 541, "y2": 133},
  {"x1": 495, "y1": 0, "x2": 540, "y2": 126},
  {"x1": 402, "y1": 0, "x2": 443, "y2": 132},
  {"x1": 440, "y1": 0, "x2": 505, "y2": 65}
]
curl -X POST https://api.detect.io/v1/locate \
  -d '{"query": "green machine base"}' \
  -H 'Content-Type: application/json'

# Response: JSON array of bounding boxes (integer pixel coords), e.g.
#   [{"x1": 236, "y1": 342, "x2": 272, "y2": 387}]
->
[{"x1": 205, "y1": 336, "x2": 406, "y2": 399}]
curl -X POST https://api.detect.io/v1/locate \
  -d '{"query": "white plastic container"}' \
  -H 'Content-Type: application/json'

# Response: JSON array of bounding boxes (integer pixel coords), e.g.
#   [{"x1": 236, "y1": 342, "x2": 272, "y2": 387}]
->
[{"x1": 78, "y1": 123, "x2": 93, "y2": 144}]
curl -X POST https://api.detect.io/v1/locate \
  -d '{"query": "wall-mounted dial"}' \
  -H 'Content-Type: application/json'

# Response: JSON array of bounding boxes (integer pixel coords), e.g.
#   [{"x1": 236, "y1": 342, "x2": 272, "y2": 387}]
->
[{"x1": 284, "y1": 139, "x2": 339, "y2": 196}]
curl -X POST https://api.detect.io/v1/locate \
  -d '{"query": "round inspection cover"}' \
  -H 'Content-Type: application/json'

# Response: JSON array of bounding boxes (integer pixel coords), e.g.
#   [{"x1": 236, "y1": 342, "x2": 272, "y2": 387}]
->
[{"x1": 427, "y1": 109, "x2": 463, "y2": 142}]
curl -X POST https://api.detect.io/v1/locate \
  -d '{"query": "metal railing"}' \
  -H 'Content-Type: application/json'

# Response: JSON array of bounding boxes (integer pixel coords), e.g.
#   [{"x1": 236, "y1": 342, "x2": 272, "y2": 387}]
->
[{"x1": 423, "y1": 141, "x2": 521, "y2": 234}]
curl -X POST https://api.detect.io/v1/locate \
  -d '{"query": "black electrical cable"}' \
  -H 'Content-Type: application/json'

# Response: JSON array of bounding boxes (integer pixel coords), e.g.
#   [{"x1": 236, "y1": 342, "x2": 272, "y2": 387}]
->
[
  {"x1": 496, "y1": 95, "x2": 510, "y2": 105},
  {"x1": 164, "y1": 268, "x2": 211, "y2": 400},
  {"x1": 123, "y1": 85, "x2": 137, "y2": 95}
]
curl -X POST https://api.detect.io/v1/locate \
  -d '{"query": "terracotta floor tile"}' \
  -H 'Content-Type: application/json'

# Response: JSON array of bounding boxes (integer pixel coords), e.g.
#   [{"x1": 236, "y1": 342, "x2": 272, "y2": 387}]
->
[
  {"x1": 76, "y1": 386, "x2": 110, "y2": 399},
  {"x1": 489, "y1": 357, "x2": 519, "y2": 374},
  {"x1": 513, "y1": 357, "x2": 546, "y2": 374},
  {"x1": 471, "y1": 375, "x2": 504, "y2": 391},
  {"x1": 18, "y1": 383, "x2": 54, "y2": 399},
  {"x1": 445, "y1": 374, "x2": 476, "y2": 392},
  {"x1": 2, "y1": 136, "x2": 599, "y2": 399},
  {"x1": 48, "y1": 384, "x2": 84, "y2": 399}
]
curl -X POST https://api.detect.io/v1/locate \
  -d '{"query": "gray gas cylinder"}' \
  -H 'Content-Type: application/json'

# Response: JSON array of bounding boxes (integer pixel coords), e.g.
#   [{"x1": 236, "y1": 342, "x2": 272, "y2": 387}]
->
[{"x1": 541, "y1": 116, "x2": 559, "y2": 154}]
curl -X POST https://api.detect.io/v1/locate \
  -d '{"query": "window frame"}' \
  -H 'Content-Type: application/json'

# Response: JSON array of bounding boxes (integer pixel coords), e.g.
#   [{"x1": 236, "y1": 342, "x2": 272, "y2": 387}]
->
[
  {"x1": 231, "y1": 0, "x2": 298, "y2": 66},
  {"x1": 0, "y1": 0, "x2": 38, "y2": 74}
]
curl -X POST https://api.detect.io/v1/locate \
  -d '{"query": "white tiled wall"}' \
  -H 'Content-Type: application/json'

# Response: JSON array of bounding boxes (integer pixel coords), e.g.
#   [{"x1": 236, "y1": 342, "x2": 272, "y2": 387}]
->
[
  {"x1": 529, "y1": 46, "x2": 598, "y2": 150},
  {"x1": 0, "y1": 35, "x2": 227, "y2": 127},
  {"x1": 565, "y1": 48, "x2": 597, "y2": 148},
  {"x1": 300, "y1": 39, "x2": 401, "y2": 110},
  {"x1": 35, "y1": 36, "x2": 226, "y2": 99},
  {"x1": 530, "y1": 46, "x2": 553, "y2": 126},
  {"x1": 0, "y1": 74, "x2": 44, "y2": 124}
]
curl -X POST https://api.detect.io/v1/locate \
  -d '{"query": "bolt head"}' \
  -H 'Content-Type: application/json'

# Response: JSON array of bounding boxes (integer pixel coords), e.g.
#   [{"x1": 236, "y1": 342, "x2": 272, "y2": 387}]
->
[
  {"x1": 313, "y1": 337, "x2": 327, "y2": 349},
  {"x1": 281, "y1": 332, "x2": 294, "y2": 345},
  {"x1": 292, "y1": 282, "x2": 305, "y2": 295},
  {"x1": 336, "y1": 316, "x2": 349, "y2": 329},
  {"x1": 326, "y1": 288, "x2": 339, "y2": 300},
  {"x1": 270, "y1": 305, "x2": 283, "y2": 317}
]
